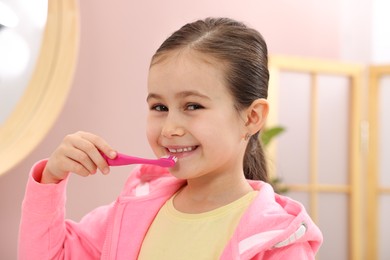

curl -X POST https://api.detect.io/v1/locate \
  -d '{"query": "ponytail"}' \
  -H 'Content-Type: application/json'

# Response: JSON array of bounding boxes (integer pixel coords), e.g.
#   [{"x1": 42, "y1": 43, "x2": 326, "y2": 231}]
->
[{"x1": 243, "y1": 133, "x2": 268, "y2": 182}]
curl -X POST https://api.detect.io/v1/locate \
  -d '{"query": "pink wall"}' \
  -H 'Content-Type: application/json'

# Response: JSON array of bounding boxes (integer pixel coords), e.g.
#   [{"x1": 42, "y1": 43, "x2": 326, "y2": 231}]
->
[{"x1": 0, "y1": 0, "x2": 363, "y2": 258}]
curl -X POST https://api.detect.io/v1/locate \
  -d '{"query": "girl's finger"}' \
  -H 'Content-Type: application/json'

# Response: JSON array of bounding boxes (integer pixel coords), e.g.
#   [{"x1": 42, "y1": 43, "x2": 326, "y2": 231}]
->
[
  {"x1": 72, "y1": 132, "x2": 115, "y2": 174},
  {"x1": 65, "y1": 148, "x2": 97, "y2": 174},
  {"x1": 70, "y1": 137, "x2": 108, "y2": 174},
  {"x1": 61, "y1": 156, "x2": 92, "y2": 177},
  {"x1": 79, "y1": 131, "x2": 117, "y2": 159}
]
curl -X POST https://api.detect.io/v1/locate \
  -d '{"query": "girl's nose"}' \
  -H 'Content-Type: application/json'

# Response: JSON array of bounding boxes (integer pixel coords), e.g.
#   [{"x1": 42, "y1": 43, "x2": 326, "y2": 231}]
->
[{"x1": 161, "y1": 116, "x2": 185, "y2": 138}]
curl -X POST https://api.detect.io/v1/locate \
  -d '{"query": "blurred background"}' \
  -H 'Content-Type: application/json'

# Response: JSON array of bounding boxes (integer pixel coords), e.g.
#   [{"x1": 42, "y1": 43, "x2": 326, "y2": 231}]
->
[{"x1": 0, "y1": 0, "x2": 389, "y2": 259}]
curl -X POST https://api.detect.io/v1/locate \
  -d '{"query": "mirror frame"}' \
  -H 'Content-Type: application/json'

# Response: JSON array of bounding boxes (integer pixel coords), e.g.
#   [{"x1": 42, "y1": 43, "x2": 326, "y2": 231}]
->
[{"x1": 0, "y1": 0, "x2": 79, "y2": 175}]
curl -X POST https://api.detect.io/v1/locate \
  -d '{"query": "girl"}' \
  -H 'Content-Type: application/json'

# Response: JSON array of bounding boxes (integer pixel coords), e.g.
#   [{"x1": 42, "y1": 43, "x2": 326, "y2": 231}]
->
[{"x1": 19, "y1": 17, "x2": 322, "y2": 259}]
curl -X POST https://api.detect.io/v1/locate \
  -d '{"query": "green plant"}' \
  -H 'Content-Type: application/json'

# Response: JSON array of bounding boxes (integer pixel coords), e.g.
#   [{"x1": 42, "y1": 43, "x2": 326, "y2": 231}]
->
[
  {"x1": 260, "y1": 126, "x2": 285, "y2": 146},
  {"x1": 260, "y1": 126, "x2": 288, "y2": 194}
]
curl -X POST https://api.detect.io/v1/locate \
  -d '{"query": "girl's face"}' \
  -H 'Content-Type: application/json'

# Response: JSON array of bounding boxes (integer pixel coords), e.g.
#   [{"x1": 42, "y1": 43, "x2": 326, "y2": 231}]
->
[{"x1": 146, "y1": 50, "x2": 248, "y2": 181}]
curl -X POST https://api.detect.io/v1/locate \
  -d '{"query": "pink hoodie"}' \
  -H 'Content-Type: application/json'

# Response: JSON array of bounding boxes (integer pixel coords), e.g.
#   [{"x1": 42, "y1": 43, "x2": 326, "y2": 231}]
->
[{"x1": 19, "y1": 160, "x2": 322, "y2": 259}]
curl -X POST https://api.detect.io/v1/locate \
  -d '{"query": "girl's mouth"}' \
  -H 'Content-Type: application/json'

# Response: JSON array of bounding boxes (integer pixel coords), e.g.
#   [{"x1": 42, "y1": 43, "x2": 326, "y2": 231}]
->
[{"x1": 166, "y1": 146, "x2": 198, "y2": 157}]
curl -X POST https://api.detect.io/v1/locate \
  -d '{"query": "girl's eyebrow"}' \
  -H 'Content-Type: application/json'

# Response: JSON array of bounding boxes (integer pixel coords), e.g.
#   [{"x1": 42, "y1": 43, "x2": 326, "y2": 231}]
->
[
  {"x1": 176, "y1": 90, "x2": 211, "y2": 100},
  {"x1": 146, "y1": 90, "x2": 211, "y2": 102},
  {"x1": 146, "y1": 93, "x2": 161, "y2": 102}
]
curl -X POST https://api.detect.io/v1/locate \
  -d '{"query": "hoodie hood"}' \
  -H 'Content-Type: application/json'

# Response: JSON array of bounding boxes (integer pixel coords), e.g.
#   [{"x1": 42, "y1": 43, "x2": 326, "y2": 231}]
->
[{"x1": 222, "y1": 180, "x2": 323, "y2": 258}]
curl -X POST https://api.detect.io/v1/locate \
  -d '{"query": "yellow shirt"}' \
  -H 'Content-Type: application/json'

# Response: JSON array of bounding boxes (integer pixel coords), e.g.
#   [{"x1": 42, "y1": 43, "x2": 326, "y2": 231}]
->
[{"x1": 138, "y1": 191, "x2": 257, "y2": 260}]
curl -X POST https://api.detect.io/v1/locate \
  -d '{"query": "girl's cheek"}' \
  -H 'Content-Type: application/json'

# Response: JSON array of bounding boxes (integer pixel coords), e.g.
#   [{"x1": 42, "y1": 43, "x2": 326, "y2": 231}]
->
[{"x1": 146, "y1": 120, "x2": 160, "y2": 142}]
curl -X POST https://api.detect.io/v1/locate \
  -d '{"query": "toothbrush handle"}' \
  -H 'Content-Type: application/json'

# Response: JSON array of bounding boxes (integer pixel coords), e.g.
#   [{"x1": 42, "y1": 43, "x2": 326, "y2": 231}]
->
[{"x1": 102, "y1": 152, "x2": 159, "y2": 166}]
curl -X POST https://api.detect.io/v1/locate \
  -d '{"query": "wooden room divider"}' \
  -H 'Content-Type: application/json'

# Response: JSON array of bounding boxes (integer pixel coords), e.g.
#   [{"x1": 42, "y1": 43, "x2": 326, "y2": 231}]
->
[
  {"x1": 267, "y1": 55, "x2": 364, "y2": 260},
  {"x1": 367, "y1": 65, "x2": 390, "y2": 260}
]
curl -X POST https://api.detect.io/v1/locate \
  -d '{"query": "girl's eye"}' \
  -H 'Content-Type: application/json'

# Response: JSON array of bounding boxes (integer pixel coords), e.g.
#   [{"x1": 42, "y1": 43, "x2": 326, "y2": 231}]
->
[
  {"x1": 151, "y1": 104, "x2": 168, "y2": 112},
  {"x1": 186, "y1": 103, "x2": 204, "y2": 110}
]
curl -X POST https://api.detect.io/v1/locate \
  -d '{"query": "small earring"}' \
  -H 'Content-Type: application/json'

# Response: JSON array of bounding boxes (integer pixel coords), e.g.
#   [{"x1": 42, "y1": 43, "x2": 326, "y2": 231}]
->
[{"x1": 244, "y1": 133, "x2": 251, "y2": 141}]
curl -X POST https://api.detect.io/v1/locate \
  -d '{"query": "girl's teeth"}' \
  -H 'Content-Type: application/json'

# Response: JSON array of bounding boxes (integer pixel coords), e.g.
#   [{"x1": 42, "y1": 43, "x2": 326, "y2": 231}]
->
[{"x1": 168, "y1": 146, "x2": 194, "y2": 153}]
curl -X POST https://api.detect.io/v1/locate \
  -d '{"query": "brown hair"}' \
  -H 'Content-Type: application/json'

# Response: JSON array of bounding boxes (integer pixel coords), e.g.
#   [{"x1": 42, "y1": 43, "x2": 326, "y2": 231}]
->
[{"x1": 150, "y1": 17, "x2": 269, "y2": 182}]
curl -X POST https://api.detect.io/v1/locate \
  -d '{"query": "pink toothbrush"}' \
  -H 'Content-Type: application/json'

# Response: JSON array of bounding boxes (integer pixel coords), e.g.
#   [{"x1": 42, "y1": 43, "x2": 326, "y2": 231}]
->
[{"x1": 101, "y1": 152, "x2": 177, "y2": 168}]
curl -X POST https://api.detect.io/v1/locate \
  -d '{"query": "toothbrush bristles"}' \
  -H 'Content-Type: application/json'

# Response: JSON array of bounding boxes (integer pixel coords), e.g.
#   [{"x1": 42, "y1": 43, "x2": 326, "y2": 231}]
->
[
  {"x1": 161, "y1": 155, "x2": 177, "y2": 161},
  {"x1": 159, "y1": 155, "x2": 177, "y2": 166},
  {"x1": 169, "y1": 155, "x2": 178, "y2": 162}
]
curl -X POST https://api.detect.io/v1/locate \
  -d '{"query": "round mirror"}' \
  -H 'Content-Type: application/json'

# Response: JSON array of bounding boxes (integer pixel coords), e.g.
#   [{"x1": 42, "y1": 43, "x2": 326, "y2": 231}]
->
[
  {"x1": 0, "y1": 0, "x2": 79, "y2": 175},
  {"x1": 0, "y1": 0, "x2": 48, "y2": 124}
]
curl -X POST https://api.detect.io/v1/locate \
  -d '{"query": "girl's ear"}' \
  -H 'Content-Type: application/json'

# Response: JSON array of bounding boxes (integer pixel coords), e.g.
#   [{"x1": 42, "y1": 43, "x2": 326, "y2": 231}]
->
[{"x1": 244, "y1": 98, "x2": 269, "y2": 134}]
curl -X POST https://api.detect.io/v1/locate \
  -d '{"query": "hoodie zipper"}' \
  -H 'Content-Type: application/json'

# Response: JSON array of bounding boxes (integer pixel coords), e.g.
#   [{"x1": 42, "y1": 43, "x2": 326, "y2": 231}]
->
[{"x1": 101, "y1": 199, "x2": 125, "y2": 260}]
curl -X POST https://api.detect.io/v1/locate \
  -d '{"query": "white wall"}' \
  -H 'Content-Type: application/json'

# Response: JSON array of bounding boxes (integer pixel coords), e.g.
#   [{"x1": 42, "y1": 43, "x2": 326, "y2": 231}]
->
[{"x1": 372, "y1": 0, "x2": 390, "y2": 63}]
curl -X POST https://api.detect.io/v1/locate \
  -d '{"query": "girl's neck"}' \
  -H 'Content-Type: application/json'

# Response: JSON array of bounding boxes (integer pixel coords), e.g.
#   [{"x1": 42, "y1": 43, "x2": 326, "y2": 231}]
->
[{"x1": 173, "y1": 171, "x2": 253, "y2": 214}]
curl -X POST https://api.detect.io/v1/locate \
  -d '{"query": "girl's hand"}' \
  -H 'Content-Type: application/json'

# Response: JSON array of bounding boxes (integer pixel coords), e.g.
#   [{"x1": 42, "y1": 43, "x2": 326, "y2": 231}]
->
[{"x1": 41, "y1": 131, "x2": 117, "y2": 184}]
